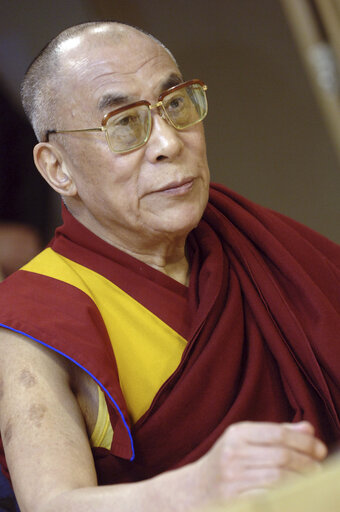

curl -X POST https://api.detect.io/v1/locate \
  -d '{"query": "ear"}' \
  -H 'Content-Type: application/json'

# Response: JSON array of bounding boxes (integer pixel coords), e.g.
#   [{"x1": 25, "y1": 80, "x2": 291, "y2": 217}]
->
[{"x1": 33, "y1": 142, "x2": 77, "y2": 197}]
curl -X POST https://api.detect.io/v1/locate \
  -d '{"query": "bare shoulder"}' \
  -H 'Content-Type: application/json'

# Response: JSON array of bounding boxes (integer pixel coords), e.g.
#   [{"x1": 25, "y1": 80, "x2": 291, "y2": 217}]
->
[
  {"x1": 0, "y1": 328, "x2": 97, "y2": 511},
  {"x1": 0, "y1": 328, "x2": 73, "y2": 423},
  {"x1": 0, "y1": 329, "x2": 98, "y2": 420},
  {"x1": 0, "y1": 327, "x2": 71, "y2": 387}
]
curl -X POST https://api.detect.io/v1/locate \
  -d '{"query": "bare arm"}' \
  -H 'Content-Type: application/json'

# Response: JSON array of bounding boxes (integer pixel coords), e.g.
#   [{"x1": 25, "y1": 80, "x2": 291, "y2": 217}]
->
[
  {"x1": 0, "y1": 330, "x2": 206, "y2": 512},
  {"x1": 0, "y1": 330, "x2": 328, "y2": 512}
]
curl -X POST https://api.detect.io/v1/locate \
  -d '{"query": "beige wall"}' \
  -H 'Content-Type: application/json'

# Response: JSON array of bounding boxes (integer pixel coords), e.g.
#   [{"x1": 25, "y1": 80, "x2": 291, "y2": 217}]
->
[{"x1": 2, "y1": 0, "x2": 340, "y2": 242}]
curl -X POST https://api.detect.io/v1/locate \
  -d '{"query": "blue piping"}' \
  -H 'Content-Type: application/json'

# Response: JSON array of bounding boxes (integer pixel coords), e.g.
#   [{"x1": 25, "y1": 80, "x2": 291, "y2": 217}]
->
[{"x1": 0, "y1": 323, "x2": 135, "y2": 461}]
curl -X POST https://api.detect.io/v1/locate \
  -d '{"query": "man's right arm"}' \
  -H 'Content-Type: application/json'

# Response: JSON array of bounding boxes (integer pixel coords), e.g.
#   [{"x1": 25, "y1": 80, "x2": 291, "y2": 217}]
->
[
  {"x1": 0, "y1": 329, "x2": 328, "y2": 512},
  {"x1": 0, "y1": 329, "x2": 210, "y2": 512}
]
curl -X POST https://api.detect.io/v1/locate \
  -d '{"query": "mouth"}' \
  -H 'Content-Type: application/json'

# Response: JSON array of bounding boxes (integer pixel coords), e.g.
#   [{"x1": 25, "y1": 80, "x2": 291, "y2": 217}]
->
[{"x1": 155, "y1": 178, "x2": 195, "y2": 195}]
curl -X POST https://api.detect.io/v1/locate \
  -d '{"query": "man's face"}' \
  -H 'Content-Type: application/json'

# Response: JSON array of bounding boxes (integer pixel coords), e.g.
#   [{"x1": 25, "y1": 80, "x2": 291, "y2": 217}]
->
[{"x1": 56, "y1": 28, "x2": 210, "y2": 253}]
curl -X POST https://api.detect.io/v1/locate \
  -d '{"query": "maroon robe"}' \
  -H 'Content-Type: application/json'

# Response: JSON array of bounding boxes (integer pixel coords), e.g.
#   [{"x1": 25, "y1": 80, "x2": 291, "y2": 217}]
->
[{"x1": 0, "y1": 183, "x2": 339, "y2": 484}]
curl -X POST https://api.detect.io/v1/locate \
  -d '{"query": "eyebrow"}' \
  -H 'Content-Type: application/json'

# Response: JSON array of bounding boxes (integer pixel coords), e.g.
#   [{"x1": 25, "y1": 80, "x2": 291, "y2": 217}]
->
[
  {"x1": 159, "y1": 73, "x2": 184, "y2": 92},
  {"x1": 97, "y1": 73, "x2": 184, "y2": 112},
  {"x1": 98, "y1": 93, "x2": 130, "y2": 111}
]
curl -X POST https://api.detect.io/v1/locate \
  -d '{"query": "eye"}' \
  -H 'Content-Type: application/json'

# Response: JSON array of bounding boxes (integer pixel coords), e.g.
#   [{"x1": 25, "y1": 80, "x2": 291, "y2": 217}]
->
[
  {"x1": 117, "y1": 114, "x2": 139, "y2": 126},
  {"x1": 168, "y1": 96, "x2": 185, "y2": 111}
]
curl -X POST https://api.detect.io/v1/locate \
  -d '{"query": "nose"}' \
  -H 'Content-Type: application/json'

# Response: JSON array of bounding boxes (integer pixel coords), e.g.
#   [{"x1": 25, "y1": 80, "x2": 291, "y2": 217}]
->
[{"x1": 144, "y1": 110, "x2": 184, "y2": 162}]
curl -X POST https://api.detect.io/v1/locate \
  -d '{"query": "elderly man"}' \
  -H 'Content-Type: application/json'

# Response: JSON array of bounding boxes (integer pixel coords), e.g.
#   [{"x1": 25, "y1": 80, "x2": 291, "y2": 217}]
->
[{"x1": 0, "y1": 21, "x2": 339, "y2": 512}]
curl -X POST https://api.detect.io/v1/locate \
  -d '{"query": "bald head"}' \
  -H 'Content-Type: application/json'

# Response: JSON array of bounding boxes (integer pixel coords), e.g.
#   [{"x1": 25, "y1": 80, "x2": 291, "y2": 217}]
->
[{"x1": 21, "y1": 22, "x2": 176, "y2": 142}]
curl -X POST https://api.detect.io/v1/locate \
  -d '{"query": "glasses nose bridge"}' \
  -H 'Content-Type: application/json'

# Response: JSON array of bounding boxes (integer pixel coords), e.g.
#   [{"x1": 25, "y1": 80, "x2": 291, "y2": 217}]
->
[{"x1": 148, "y1": 99, "x2": 168, "y2": 123}]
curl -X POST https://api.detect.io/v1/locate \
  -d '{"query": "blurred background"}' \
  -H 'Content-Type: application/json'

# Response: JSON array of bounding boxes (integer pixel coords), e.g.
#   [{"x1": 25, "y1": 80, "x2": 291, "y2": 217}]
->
[{"x1": 0, "y1": 0, "x2": 339, "y2": 281}]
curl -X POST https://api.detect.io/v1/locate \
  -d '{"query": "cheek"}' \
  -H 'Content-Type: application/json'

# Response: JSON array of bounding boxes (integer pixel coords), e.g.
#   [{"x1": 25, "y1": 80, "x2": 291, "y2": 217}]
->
[
  {"x1": 61, "y1": 140, "x2": 104, "y2": 186},
  {"x1": 189, "y1": 136, "x2": 210, "y2": 186},
  {"x1": 77, "y1": 157, "x2": 145, "y2": 219},
  {"x1": 65, "y1": 140, "x2": 140, "y2": 189},
  {"x1": 185, "y1": 126, "x2": 209, "y2": 163}
]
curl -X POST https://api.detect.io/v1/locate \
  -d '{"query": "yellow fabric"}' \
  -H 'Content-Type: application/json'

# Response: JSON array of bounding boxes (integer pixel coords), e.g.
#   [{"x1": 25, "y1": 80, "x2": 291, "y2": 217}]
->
[
  {"x1": 90, "y1": 387, "x2": 114, "y2": 450},
  {"x1": 22, "y1": 248, "x2": 187, "y2": 445}
]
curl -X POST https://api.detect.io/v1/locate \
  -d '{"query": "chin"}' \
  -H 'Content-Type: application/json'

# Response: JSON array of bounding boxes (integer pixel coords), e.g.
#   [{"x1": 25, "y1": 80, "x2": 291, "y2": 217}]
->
[{"x1": 156, "y1": 208, "x2": 204, "y2": 237}]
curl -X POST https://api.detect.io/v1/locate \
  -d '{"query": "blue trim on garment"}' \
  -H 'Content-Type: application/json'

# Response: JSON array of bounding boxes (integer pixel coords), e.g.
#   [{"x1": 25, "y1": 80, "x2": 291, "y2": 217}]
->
[{"x1": 0, "y1": 323, "x2": 135, "y2": 461}]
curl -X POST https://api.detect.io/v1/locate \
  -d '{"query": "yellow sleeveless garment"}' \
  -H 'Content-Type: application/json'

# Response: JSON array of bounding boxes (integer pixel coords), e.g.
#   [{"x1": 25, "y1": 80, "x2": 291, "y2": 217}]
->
[{"x1": 22, "y1": 248, "x2": 187, "y2": 449}]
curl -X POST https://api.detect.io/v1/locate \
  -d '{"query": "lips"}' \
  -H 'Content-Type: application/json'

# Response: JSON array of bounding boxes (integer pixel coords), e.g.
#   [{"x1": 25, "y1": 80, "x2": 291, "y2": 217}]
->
[{"x1": 155, "y1": 178, "x2": 194, "y2": 194}]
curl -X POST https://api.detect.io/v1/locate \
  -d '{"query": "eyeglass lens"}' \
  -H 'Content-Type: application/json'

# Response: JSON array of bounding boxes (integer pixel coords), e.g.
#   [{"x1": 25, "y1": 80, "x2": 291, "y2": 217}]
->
[
  {"x1": 106, "y1": 105, "x2": 151, "y2": 153},
  {"x1": 105, "y1": 82, "x2": 207, "y2": 153}
]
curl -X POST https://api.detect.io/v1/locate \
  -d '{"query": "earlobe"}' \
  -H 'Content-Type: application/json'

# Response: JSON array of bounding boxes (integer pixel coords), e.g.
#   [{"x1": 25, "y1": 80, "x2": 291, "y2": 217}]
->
[{"x1": 33, "y1": 142, "x2": 77, "y2": 196}]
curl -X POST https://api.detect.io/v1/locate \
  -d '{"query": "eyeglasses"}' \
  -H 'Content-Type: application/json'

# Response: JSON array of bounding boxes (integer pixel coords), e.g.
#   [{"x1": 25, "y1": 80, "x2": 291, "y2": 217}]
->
[{"x1": 45, "y1": 79, "x2": 208, "y2": 154}]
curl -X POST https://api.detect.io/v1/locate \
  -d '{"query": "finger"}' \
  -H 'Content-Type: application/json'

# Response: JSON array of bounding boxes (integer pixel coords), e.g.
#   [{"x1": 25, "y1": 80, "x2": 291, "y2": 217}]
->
[
  {"x1": 226, "y1": 422, "x2": 327, "y2": 460},
  {"x1": 275, "y1": 424, "x2": 327, "y2": 460},
  {"x1": 286, "y1": 421, "x2": 315, "y2": 434},
  {"x1": 226, "y1": 443, "x2": 323, "y2": 474},
  {"x1": 284, "y1": 422, "x2": 327, "y2": 458}
]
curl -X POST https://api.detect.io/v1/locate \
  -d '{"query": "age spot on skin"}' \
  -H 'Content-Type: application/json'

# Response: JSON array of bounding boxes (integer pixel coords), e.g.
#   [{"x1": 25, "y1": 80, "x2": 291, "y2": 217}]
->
[
  {"x1": 28, "y1": 403, "x2": 47, "y2": 427},
  {"x1": 19, "y1": 368, "x2": 37, "y2": 389}
]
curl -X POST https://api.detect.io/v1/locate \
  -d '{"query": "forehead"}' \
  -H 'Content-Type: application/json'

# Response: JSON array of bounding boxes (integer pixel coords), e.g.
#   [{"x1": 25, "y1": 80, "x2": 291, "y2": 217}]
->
[{"x1": 59, "y1": 30, "x2": 181, "y2": 112}]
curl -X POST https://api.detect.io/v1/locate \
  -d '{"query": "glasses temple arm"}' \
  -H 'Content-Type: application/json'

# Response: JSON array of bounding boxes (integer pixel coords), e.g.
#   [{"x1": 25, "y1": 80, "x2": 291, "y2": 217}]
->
[{"x1": 44, "y1": 127, "x2": 103, "y2": 142}]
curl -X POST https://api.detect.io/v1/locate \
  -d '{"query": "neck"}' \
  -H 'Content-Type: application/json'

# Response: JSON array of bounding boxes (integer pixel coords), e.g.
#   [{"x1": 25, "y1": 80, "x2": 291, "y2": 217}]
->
[
  {"x1": 129, "y1": 248, "x2": 190, "y2": 286},
  {"x1": 103, "y1": 236, "x2": 190, "y2": 286},
  {"x1": 66, "y1": 203, "x2": 191, "y2": 286}
]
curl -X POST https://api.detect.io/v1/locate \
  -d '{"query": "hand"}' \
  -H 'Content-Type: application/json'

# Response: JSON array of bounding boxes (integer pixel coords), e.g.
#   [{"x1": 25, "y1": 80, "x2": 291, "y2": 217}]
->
[{"x1": 199, "y1": 421, "x2": 328, "y2": 502}]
